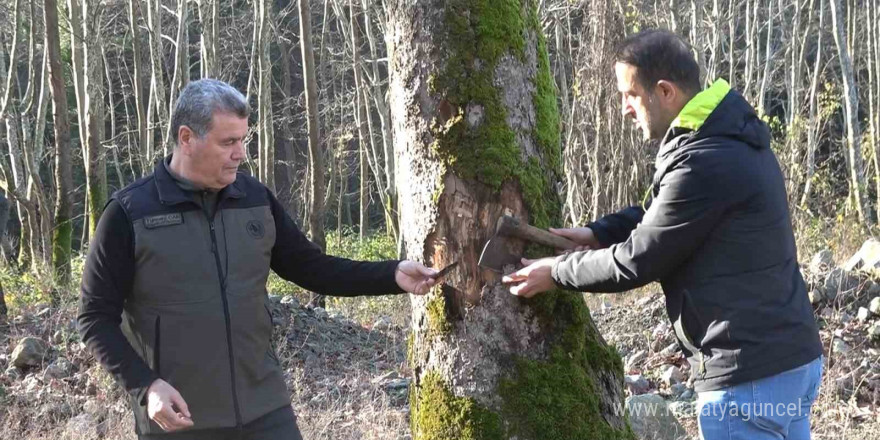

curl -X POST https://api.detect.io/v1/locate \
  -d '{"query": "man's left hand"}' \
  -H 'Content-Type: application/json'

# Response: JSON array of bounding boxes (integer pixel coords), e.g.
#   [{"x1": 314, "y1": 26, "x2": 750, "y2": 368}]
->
[
  {"x1": 396, "y1": 261, "x2": 438, "y2": 295},
  {"x1": 502, "y1": 257, "x2": 557, "y2": 298}
]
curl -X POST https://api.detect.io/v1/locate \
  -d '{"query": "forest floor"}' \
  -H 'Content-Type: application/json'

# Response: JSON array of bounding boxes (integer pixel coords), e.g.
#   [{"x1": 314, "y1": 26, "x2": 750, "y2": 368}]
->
[{"x1": 1, "y1": 258, "x2": 879, "y2": 439}]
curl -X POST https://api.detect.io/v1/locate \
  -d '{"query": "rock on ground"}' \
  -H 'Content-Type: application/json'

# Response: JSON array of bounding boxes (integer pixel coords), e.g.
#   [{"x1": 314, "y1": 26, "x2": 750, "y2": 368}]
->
[{"x1": 626, "y1": 393, "x2": 688, "y2": 440}]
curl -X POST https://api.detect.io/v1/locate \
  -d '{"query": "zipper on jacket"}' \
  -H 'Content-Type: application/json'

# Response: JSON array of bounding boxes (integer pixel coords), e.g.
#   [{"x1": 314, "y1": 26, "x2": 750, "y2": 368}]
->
[
  {"x1": 699, "y1": 352, "x2": 707, "y2": 378},
  {"x1": 205, "y1": 194, "x2": 242, "y2": 428}
]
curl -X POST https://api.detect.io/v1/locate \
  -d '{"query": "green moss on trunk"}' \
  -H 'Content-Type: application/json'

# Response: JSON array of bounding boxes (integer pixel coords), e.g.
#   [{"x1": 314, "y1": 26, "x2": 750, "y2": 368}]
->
[
  {"x1": 430, "y1": 0, "x2": 561, "y2": 228},
  {"x1": 412, "y1": 372, "x2": 504, "y2": 440},
  {"x1": 531, "y1": 7, "x2": 562, "y2": 176},
  {"x1": 426, "y1": 293, "x2": 452, "y2": 337},
  {"x1": 52, "y1": 217, "x2": 72, "y2": 287},
  {"x1": 498, "y1": 292, "x2": 634, "y2": 439},
  {"x1": 87, "y1": 180, "x2": 106, "y2": 238}
]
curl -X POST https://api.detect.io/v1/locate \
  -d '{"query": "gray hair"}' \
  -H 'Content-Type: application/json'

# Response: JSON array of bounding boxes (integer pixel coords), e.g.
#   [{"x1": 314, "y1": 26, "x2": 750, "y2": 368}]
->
[{"x1": 170, "y1": 79, "x2": 250, "y2": 144}]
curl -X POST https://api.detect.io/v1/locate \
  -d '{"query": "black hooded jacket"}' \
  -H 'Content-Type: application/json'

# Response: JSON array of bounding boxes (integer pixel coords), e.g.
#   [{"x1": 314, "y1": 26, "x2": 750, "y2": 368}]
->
[{"x1": 552, "y1": 87, "x2": 823, "y2": 391}]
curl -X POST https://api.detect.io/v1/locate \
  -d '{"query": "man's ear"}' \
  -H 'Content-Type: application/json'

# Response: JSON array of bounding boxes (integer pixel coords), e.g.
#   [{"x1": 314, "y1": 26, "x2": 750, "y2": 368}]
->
[
  {"x1": 178, "y1": 126, "x2": 194, "y2": 154},
  {"x1": 655, "y1": 80, "x2": 678, "y2": 104}
]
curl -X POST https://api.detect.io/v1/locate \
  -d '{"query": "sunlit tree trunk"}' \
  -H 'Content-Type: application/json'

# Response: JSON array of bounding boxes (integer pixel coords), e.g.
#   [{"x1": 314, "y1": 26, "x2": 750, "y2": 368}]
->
[{"x1": 389, "y1": 1, "x2": 632, "y2": 437}]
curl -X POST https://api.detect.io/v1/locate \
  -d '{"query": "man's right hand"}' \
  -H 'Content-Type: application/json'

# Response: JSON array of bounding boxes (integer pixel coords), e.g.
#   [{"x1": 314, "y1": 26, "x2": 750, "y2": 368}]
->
[
  {"x1": 549, "y1": 227, "x2": 603, "y2": 251},
  {"x1": 147, "y1": 379, "x2": 194, "y2": 432}
]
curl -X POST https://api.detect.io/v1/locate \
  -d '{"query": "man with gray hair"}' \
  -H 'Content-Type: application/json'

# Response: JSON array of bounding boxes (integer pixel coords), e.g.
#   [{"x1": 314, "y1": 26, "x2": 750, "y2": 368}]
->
[{"x1": 78, "y1": 79, "x2": 438, "y2": 439}]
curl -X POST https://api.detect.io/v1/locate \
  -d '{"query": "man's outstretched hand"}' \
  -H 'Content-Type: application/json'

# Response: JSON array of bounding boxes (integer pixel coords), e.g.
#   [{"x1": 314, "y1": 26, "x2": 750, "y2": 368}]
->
[
  {"x1": 502, "y1": 257, "x2": 557, "y2": 298},
  {"x1": 396, "y1": 261, "x2": 438, "y2": 295},
  {"x1": 146, "y1": 379, "x2": 194, "y2": 432}
]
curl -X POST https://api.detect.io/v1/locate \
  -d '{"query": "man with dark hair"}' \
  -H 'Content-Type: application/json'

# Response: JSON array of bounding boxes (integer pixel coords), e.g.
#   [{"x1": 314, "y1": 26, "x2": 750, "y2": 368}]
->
[
  {"x1": 504, "y1": 30, "x2": 823, "y2": 439},
  {"x1": 78, "y1": 79, "x2": 439, "y2": 439}
]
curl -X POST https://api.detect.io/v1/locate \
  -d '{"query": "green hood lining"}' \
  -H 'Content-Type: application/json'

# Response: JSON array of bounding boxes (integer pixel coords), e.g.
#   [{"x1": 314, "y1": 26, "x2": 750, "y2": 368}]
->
[{"x1": 671, "y1": 79, "x2": 731, "y2": 131}]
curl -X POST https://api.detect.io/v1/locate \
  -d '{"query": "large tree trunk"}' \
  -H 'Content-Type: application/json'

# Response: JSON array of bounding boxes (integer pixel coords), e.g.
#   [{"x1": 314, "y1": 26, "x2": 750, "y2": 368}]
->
[
  {"x1": 388, "y1": 1, "x2": 632, "y2": 438},
  {"x1": 45, "y1": 0, "x2": 73, "y2": 290},
  {"x1": 830, "y1": 0, "x2": 872, "y2": 225}
]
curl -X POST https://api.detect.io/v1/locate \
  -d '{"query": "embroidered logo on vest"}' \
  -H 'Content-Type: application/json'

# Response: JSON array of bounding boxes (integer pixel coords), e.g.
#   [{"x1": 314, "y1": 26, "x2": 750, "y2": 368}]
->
[
  {"x1": 246, "y1": 220, "x2": 265, "y2": 239},
  {"x1": 144, "y1": 213, "x2": 184, "y2": 229}
]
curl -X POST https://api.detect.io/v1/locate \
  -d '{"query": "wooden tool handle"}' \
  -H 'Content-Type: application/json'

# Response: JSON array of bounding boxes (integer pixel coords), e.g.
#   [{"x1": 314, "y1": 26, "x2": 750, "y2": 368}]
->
[{"x1": 496, "y1": 215, "x2": 579, "y2": 250}]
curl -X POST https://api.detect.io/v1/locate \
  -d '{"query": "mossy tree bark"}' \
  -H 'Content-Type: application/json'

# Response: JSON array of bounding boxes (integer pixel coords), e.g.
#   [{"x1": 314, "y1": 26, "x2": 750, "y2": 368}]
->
[{"x1": 388, "y1": 1, "x2": 633, "y2": 439}]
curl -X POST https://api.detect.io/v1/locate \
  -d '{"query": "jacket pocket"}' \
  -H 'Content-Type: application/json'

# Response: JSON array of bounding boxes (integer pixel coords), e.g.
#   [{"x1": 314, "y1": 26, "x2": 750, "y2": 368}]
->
[
  {"x1": 232, "y1": 300, "x2": 276, "y2": 384},
  {"x1": 673, "y1": 289, "x2": 709, "y2": 377}
]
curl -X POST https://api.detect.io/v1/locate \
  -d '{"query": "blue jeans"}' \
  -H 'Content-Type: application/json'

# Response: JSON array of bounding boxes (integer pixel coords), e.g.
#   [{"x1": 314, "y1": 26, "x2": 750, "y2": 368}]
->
[{"x1": 696, "y1": 356, "x2": 823, "y2": 440}]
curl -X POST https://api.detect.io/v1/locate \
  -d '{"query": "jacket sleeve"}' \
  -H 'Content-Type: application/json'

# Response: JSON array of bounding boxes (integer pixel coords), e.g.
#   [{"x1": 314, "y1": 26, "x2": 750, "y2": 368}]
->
[
  {"x1": 552, "y1": 155, "x2": 732, "y2": 292},
  {"x1": 587, "y1": 205, "x2": 646, "y2": 247},
  {"x1": 78, "y1": 200, "x2": 158, "y2": 403},
  {"x1": 268, "y1": 190, "x2": 404, "y2": 296}
]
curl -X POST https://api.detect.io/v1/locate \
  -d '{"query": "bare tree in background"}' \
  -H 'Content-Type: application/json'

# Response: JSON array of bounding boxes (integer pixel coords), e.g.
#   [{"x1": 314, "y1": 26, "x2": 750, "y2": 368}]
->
[
  {"x1": 45, "y1": 0, "x2": 72, "y2": 289},
  {"x1": 830, "y1": 0, "x2": 871, "y2": 224}
]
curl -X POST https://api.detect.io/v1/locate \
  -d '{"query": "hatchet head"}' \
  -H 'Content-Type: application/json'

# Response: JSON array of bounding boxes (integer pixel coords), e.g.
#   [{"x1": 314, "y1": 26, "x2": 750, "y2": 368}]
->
[
  {"x1": 477, "y1": 215, "x2": 578, "y2": 273},
  {"x1": 478, "y1": 235, "x2": 522, "y2": 273}
]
